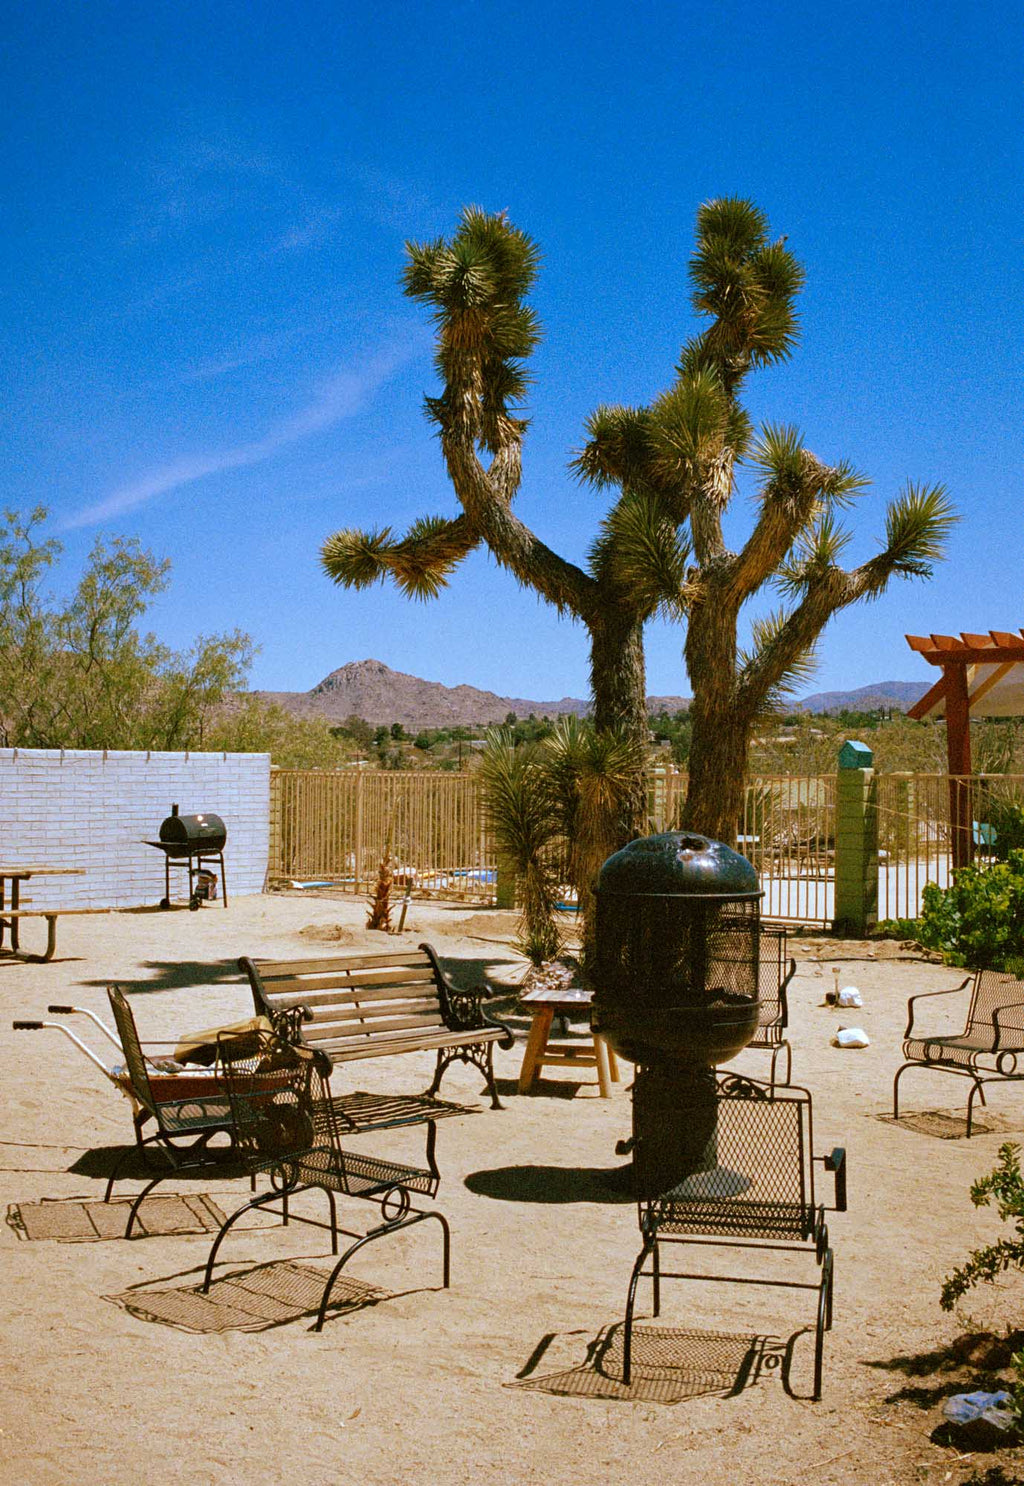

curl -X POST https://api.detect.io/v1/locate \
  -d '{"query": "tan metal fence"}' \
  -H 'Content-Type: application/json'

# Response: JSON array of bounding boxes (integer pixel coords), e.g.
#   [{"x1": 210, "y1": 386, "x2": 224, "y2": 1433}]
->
[
  {"x1": 876, "y1": 773, "x2": 1024, "y2": 923},
  {"x1": 270, "y1": 765, "x2": 1021, "y2": 927},
  {"x1": 271, "y1": 769, "x2": 495, "y2": 899}
]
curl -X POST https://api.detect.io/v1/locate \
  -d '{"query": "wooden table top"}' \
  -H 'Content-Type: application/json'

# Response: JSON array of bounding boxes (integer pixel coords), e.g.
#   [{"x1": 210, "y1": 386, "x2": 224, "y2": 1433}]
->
[
  {"x1": 0, "y1": 866, "x2": 86, "y2": 878},
  {"x1": 519, "y1": 985, "x2": 594, "y2": 1008}
]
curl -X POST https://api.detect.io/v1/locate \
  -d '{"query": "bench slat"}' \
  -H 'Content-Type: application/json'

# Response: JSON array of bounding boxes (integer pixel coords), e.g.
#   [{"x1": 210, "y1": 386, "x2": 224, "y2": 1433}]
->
[
  {"x1": 253, "y1": 952, "x2": 433, "y2": 978},
  {"x1": 320, "y1": 1026, "x2": 506, "y2": 1061},
  {"x1": 304, "y1": 1012, "x2": 447, "y2": 1042},
  {"x1": 300, "y1": 995, "x2": 442, "y2": 1022},
  {"x1": 261, "y1": 967, "x2": 439, "y2": 1000},
  {"x1": 266, "y1": 983, "x2": 443, "y2": 1013}
]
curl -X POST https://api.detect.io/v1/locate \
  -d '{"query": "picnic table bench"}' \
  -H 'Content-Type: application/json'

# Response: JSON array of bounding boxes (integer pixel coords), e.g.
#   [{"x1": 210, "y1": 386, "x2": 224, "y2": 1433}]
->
[
  {"x1": 0, "y1": 865, "x2": 108, "y2": 962},
  {"x1": 240, "y1": 942, "x2": 515, "y2": 1108}
]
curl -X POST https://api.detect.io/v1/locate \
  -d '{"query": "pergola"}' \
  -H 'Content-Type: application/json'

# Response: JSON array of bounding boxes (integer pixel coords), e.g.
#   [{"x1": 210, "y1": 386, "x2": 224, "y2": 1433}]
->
[{"x1": 906, "y1": 630, "x2": 1024, "y2": 868}]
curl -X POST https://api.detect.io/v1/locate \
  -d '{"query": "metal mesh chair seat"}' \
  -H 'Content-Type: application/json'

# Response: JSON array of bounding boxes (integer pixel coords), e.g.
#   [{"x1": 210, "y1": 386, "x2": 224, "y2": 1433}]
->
[
  {"x1": 149, "y1": 1097, "x2": 233, "y2": 1133},
  {"x1": 247, "y1": 1142, "x2": 437, "y2": 1198},
  {"x1": 650, "y1": 1198, "x2": 821, "y2": 1243},
  {"x1": 623, "y1": 1073, "x2": 846, "y2": 1400},
  {"x1": 902, "y1": 1033, "x2": 1020, "y2": 1071},
  {"x1": 201, "y1": 1031, "x2": 450, "y2": 1331},
  {"x1": 894, "y1": 969, "x2": 1024, "y2": 1136}
]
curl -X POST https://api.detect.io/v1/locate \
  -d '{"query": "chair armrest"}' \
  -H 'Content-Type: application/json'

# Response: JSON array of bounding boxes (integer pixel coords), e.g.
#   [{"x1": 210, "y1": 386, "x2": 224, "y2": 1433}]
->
[
  {"x1": 904, "y1": 977, "x2": 973, "y2": 1038},
  {"x1": 992, "y1": 1001, "x2": 1024, "y2": 1049},
  {"x1": 776, "y1": 958, "x2": 797, "y2": 1030},
  {"x1": 823, "y1": 1146, "x2": 847, "y2": 1212}
]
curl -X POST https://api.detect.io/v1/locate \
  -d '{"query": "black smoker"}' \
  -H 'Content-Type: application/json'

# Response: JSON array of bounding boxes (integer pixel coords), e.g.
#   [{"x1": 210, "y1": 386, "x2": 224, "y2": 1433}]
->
[
  {"x1": 145, "y1": 804, "x2": 229, "y2": 910},
  {"x1": 592, "y1": 832, "x2": 761, "y2": 1198}
]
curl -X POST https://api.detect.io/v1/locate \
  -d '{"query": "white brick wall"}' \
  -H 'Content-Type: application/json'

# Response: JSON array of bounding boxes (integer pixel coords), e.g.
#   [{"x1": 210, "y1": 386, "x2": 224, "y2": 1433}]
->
[{"x1": 0, "y1": 749, "x2": 271, "y2": 908}]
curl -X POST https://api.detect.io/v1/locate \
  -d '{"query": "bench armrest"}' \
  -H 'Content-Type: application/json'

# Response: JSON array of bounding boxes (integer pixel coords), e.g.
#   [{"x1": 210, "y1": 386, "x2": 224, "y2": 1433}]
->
[
  {"x1": 419, "y1": 942, "x2": 516, "y2": 1046},
  {"x1": 822, "y1": 1146, "x2": 847, "y2": 1212},
  {"x1": 905, "y1": 977, "x2": 973, "y2": 1038}
]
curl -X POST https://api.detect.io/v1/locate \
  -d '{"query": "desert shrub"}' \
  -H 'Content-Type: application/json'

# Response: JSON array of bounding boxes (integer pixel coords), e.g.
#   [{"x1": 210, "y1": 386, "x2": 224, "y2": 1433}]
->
[
  {"x1": 983, "y1": 800, "x2": 1024, "y2": 862},
  {"x1": 942, "y1": 1142, "x2": 1024, "y2": 1423},
  {"x1": 918, "y1": 851, "x2": 1024, "y2": 969}
]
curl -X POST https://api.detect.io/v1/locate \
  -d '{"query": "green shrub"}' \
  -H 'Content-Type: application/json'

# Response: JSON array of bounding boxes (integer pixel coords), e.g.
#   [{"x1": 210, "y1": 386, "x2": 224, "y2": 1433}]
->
[
  {"x1": 918, "y1": 850, "x2": 1024, "y2": 970},
  {"x1": 983, "y1": 800, "x2": 1024, "y2": 862},
  {"x1": 942, "y1": 1142, "x2": 1024, "y2": 1423}
]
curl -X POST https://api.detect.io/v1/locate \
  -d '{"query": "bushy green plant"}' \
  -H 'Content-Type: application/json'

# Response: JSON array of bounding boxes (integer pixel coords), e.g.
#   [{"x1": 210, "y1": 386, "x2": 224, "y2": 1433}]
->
[
  {"x1": 983, "y1": 800, "x2": 1024, "y2": 862},
  {"x1": 942, "y1": 1142, "x2": 1024, "y2": 1422},
  {"x1": 918, "y1": 851, "x2": 1024, "y2": 970}
]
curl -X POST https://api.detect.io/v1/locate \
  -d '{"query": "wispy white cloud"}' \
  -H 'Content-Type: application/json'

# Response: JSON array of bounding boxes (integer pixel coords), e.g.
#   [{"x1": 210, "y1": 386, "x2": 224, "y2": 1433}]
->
[{"x1": 65, "y1": 335, "x2": 428, "y2": 530}]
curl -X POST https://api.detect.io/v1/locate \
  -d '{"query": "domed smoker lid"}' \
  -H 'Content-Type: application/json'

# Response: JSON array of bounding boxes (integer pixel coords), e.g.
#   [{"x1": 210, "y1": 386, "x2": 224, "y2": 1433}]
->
[{"x1": 597, "y1": 831, "x2": 761, "y2": 898}]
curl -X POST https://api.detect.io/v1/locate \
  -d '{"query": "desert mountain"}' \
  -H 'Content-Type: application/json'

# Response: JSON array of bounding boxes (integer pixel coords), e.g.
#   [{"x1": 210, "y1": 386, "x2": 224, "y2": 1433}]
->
[
  {"x1": 798, "y1": 681, "x2": 931, "y2": 714},
  {"x1": 254, "y1": 660, "x2": 929, "y2": 730}
]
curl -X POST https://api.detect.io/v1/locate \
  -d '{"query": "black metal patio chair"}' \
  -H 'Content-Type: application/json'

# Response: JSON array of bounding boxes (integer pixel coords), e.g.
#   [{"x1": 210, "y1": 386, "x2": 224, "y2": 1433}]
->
[
  {"x1": 202, "y1": 1030, "x2": 450, "y2": 1331},
  {"x1": 104, "y1": 985, "x2": 239, "y2": 1230},
  {"x1": 893, "y1": 967, "x2": 1024, "y2": 1137},
  {"x1": 622, "y1": 1072, "x2": 846, "y2": 1400},
  {"x1": 743, "y1": 926, "x2": 797, "y2": 1088}
]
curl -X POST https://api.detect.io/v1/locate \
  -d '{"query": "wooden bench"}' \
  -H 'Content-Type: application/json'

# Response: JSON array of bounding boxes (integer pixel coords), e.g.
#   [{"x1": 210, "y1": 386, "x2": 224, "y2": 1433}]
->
[
  {"x1": 0, "y1": 908, "x2": 113, "y2": 963},
  {"x1": 240, "y1": 943, "x2": 515, "y2": 1109}
]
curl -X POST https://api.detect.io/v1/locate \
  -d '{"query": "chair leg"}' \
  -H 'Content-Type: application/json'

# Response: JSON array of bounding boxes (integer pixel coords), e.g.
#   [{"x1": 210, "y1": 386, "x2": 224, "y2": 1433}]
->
[
  {"x1": 313, "y1": 1209, "x2": 451, "y2": 1332},
  {"x1": 622, "y1": 1236, "x2": 656, "y2": 1386},
  {"x1": 892, "y1": 1062, "x2": 910, "y2": 1119},
  {"x1": 651, "y1": 1238, "x2": 661, "y2": 1317},
  {"x1": 202, "y1": 1188, "x2": 298, "y2": 1293},
  {"x1": 770, "y1": 1040, "x2": 792, "y2": 1090},
  {"x1": 966, "y1": 1079, "x2": 987, "y2": 1138},
  {"x1": 812, "y1": 1248, "x2": 833, "y2": 1401}
]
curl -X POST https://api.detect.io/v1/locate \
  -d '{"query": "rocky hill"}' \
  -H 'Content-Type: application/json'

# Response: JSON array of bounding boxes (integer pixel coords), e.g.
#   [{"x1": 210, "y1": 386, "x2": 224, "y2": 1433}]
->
[
  {"x1": 256, "y1": 659, "x2": 690, "y2": 729},
  {"x1": 255, "y1": 659, "x2": 929, "y2": 729},
  {"x1": 798, "y1": 680, "x2": 931, "y2": 714}
]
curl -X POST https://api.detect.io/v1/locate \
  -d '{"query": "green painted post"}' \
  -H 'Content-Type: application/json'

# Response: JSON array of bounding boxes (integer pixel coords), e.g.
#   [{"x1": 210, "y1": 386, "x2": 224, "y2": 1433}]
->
[
  {"x1": 495, "y1": 858, "x2": 517, "y2": 909},
  {"x1": 833, "y1": 740, "x2": 878, "y2": 936}
]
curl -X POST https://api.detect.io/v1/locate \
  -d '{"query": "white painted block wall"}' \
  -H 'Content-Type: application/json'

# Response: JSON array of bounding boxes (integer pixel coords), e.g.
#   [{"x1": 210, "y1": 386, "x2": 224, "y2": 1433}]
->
[{"x1": 0, "y1": 749, "x2": 271, "y2": 908}]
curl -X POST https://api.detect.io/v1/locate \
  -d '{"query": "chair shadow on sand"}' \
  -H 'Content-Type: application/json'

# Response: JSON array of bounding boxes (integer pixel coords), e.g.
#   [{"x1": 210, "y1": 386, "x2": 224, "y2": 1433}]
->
[
  {"x1": 508, "y1": 1321, "x2": 812, "y2": 1404},
  {"x1": 105, "y1": 1257, "x2": 399, "y2": 1333}
]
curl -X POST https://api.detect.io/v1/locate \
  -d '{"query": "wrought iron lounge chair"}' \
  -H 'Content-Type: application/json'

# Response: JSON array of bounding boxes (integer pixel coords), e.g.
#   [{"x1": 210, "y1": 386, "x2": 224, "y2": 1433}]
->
[
  {"x1": 622, "y1": 1072, "x2": 846, "y2": 1400},
  {"x1": 893, "y1": 967, "x2": 1024, "y2": 1137},
  {"x1": 743, "y1": 926, "x2": 796, "y2": 1088},
  {"x1": 202, "y1": 1030, "x2": 450, "y2": 1331},
  {"x1": 13, "y1": 991, "x2": 238, "y2": 1230}
]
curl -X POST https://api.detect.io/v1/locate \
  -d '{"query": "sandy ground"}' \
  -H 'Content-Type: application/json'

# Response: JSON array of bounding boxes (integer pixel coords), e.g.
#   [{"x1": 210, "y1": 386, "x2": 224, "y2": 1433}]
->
[{"x1": 2, "y1": 890, "x2": 1024, "y2": 1486}]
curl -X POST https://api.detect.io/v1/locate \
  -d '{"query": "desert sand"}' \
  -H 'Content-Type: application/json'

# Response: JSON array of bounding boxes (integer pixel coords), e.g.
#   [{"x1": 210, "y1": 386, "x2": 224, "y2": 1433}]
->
[{"x1": 2, "y1": 890, "x2": 1023, "y2": 1486}]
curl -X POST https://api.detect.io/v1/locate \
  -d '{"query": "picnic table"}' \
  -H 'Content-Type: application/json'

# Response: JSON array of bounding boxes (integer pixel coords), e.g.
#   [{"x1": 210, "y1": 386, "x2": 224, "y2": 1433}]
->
[
  {"x1": 517, "y1": 984, "x2": 620, "y2": 1098},
  {"x1": 0, "y1": 865, "x2": 90, "y2": 962}
]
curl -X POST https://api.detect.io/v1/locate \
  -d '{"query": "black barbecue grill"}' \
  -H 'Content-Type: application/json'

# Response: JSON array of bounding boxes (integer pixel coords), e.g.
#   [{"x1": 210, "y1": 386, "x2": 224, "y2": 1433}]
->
[{"x1": 144, "y1": 804, "x2": 228, "y2": 910}]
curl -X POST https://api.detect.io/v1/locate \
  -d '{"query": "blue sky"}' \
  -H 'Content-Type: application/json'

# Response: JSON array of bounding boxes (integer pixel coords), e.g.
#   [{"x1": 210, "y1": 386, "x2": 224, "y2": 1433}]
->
[{"x1": 3, "y1": 1, "x2": 1021, "y2": 704}]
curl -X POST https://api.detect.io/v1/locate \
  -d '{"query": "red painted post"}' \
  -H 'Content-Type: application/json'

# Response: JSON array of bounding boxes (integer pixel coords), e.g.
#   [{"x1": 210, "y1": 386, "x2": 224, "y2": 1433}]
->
[{"x1": 944, "y1": 664, "x2": 973, "y2": 872}]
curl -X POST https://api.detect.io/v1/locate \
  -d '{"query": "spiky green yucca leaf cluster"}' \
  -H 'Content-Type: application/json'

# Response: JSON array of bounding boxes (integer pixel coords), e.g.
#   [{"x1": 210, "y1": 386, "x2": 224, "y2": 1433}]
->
[
  {"x1": 403, "y1": 207, "x2": 541, "y2": 453},
  {"x1": 479, "y1": 727, "x2": 561, "y2": 964}
]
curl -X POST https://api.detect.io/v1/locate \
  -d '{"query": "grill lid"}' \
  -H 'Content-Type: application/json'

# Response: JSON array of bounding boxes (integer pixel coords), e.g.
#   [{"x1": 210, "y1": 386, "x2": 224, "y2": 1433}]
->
[
  {"x1": 158, "y1": 803, "x2": 226, "y2": 849},
  {"x1": 597, "y1": 831, "x2": 760, "y2": 899}
]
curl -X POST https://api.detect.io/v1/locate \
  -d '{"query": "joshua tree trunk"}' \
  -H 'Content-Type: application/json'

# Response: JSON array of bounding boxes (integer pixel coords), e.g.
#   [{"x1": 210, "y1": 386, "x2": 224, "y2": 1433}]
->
[
  {"x1": 680, "y1": 599, "x2": 749, "y2": 847},
  {"x1": 589, "y1": 605, "x2": 649, "y2": 841}
]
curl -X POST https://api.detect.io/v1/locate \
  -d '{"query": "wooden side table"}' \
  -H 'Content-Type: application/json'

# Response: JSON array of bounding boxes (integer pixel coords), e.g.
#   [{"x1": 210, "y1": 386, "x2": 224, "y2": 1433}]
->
[{"x1": 517, "y1": 986, "x2": 620, "y2": 1098}]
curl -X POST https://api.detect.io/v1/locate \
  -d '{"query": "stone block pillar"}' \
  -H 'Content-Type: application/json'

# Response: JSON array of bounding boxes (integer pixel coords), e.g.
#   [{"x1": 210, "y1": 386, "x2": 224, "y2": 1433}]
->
[{"x1": 833, "y1": 740, "x2": 878, "y2": 936}]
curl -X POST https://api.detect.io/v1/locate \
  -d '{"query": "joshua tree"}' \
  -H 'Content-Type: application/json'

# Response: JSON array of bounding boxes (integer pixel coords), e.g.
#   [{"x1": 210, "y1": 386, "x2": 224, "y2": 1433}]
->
[{"x1": 323, "y1": 200, "x2": 955, "y2": 846}]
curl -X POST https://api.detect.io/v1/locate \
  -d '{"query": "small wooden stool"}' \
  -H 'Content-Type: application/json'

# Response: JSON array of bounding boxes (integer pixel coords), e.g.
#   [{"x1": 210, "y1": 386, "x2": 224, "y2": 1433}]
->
[{"x1": 517, "y1": 986, "x2": 620, "y2": 1098}]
